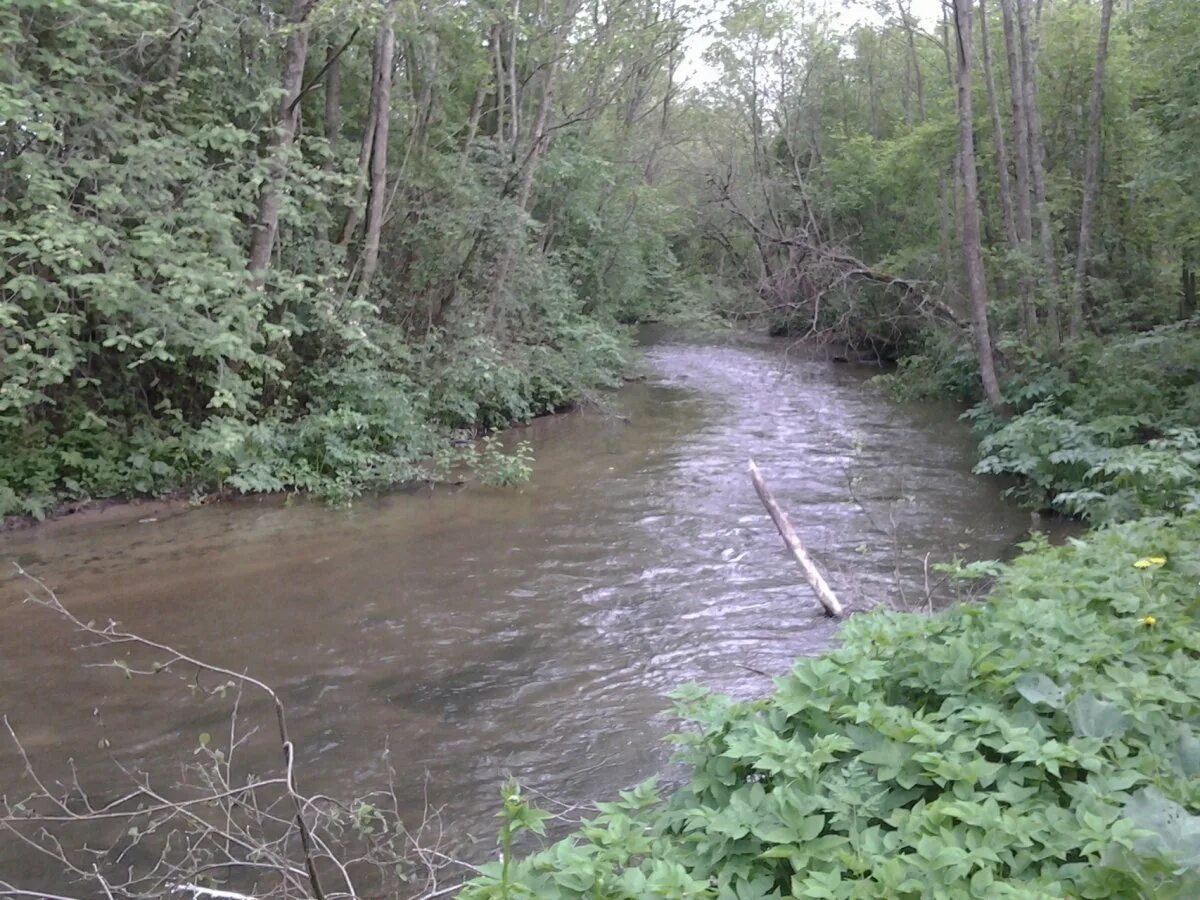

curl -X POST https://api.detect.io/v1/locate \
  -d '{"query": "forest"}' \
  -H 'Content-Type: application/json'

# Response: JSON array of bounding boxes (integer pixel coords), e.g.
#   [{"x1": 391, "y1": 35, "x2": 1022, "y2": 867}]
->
[
  {"x1": 4, "y1": 0, "x2": 1195, "y2": 524},
  {"x1": 5, "y1": 0, "x2": 1200, "y2": 896}
]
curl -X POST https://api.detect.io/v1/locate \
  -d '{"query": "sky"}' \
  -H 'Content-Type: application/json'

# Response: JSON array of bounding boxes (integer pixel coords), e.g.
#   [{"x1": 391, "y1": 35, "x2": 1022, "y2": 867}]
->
[{"x1": 679, "y1": 0, "x2": 948, "y2": 86}]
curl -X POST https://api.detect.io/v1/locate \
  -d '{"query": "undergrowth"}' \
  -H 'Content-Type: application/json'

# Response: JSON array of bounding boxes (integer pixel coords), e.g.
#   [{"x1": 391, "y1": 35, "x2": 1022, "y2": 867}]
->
[
  {"x1": 464, "y1": 513, "x2": 1200, "y2": 898},
  {"x1": 0, "y1": 320, "x2": 631, "y2": 520},
  {"x1": 879, "y1": 319, "x2": 1200, "y2": 524}
]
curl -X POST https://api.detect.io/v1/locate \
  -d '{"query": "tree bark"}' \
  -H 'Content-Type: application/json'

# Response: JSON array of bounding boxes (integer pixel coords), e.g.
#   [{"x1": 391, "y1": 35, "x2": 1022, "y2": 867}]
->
[
  {"x1": 748, "y1": 460, "x2": 843, "y2": 618},
  {"x1": 998, "y1": 0, "x2": 1035, "y2": 334},
  {"x1": 356, "y1": 3, "x2": 396, "y2": 298},
  {"x1": 1069, "y1": 0, "x2": 1114, "y2": 338},
  {"x1": 1183, "y1": 263, "x2": 1197, "y2": 319},
  {"x1": 463, "y1": 80, "x2": 487, "y2": 154},
  {"x1": 315, "y1": 36, "x2": 342, "y2": 244},
  {"x1": 323, "y1": 38, "x2": 342, "y2": 150},
  {"x1": 954, "y1": 0, "x2": 1004, "y2": 408},
  {"x1": 1018, "y1": 0, "x2": 1060, "y2": 345},
  {"x1": 247, "y1": 0, "x2": 318, "y2": 277},
  {"x1": 978, "y1": 0, "x2": 1018, "y2": 253},
  {"x1": 338, "y1": 28, "x2": 383, "y2": 248}
]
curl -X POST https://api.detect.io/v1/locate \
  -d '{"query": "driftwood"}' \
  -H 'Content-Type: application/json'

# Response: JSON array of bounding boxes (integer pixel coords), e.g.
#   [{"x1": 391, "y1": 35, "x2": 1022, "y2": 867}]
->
[{"x1": 748, "y1": 459, "x2": 845, "y2": 618}]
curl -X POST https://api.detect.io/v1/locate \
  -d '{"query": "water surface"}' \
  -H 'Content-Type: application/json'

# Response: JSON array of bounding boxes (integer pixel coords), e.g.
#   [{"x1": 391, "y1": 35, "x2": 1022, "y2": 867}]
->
[{"x1": 0, "y1": 335, "x2": 1032, "y2": 885}]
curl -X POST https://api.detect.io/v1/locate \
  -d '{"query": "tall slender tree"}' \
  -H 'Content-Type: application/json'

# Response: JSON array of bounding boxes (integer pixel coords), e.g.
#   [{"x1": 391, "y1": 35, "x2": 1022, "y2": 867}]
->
[
  {"x1": 954, "y1": 0, "x2": 1004, "y2": 407},
  {"x1": 356, "y1": 2, "x2": 396, "y2": 297},
  {"x1": 999, "y1": 0, "x2": 1036, "y2": 332},
  {"x1": 248, "y1": 0, "x2": 319, "y2": 276},
  {"x1": 979, "y1": 0, "x2": 1022, "y2": 321},
  {"x1": 1069, "y1": 0, "x2": 1116, "y2": 338},
  {"x1": 1017, "y1": 0, "x2": 1060, "y2": 344}
]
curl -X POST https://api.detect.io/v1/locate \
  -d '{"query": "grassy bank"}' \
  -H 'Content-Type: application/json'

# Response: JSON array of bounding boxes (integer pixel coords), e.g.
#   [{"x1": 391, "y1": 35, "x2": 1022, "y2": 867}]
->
[{"x1": 461, "y1": 511, "x2": 1200, "y2": 898}]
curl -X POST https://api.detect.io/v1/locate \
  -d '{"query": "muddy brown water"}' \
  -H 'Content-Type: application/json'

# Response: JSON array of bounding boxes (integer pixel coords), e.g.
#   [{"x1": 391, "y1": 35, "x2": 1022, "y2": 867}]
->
[{"x1": 0, "y1": 334, "x2": 1036, "y2": 888}]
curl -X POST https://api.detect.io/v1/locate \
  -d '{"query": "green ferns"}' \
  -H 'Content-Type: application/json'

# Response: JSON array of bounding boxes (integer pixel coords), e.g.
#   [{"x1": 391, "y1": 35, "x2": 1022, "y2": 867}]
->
[
  {"x1": 464, "y1": 514, "x2": 1200, "y2": 898},
  {"x1": 971, "y1": 322, "x2": 1200, "y2": 523}
]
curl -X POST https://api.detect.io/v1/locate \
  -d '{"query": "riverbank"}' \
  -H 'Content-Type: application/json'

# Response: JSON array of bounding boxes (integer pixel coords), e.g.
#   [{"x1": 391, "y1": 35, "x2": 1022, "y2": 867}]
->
[
  {"x1": 878, "y1": 319, "x2": 1200, "y2": 526},
  {"x1": 0, "y1": 317, "x2": 634, "y2": 528},
  {"x1": 462, "y1": 509, "x2": 1200, "y2": 897},
  {"x1": 0, "y1": 337, "x2": 1034, "y2": 893}
]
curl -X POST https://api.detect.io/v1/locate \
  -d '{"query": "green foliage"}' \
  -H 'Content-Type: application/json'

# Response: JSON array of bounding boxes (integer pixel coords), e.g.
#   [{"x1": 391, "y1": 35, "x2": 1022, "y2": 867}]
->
[
  {"x1": 0, "y1": 0, "x2": 666, "y2": 520},
  {"x1": 874, "y1": 329, "x2": 984, "y2": 405},
  {"x1": 465, "y1": 513, "x2": 1200, "y2": 898},
  {"x1": 970, "y1": 323, "x2": 1200, "y2": 522}
]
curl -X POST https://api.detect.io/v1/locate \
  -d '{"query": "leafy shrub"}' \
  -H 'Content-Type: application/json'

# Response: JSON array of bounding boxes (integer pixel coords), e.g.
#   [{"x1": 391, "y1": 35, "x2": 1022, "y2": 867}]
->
[
  {"x1": 875, "y1": 329, "x2": 983, "y2": 405},
  {"x1": 882, "y1": 321, "x2": 1200, "y2": 525},
  {"x1": 464, "y1": 513, "x2": 1200, "y2": 898}
]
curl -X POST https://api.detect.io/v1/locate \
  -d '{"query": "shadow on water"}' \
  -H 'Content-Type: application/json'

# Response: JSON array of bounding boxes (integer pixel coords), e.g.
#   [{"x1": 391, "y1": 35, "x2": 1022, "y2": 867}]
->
[{"x1": 0, "y1": 334, "x2": 1037, "y2": 881}]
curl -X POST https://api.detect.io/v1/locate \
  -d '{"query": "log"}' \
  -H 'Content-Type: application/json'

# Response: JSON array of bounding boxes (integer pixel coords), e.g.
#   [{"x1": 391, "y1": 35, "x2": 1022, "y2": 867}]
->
[{"x1": 748, "y1": 459, "x2": 844, "y2": 618}]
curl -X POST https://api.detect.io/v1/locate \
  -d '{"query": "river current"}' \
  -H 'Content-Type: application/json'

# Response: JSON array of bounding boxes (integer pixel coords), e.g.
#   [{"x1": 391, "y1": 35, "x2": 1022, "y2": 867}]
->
[{"x1": 0, "y1": 334, "x2": 1034, "y2": 887}]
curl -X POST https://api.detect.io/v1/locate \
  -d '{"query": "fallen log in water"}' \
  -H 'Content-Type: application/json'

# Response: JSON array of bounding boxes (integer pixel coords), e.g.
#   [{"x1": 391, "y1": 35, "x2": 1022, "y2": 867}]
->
[{"x1": 748, "y1": 459, "x2": 844, "y2": 618}]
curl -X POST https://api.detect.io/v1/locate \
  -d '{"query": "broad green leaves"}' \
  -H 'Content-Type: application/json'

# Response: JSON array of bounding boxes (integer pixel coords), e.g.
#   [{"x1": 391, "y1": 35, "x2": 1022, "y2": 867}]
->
[{"x1": 1015, "y1": 673, "x2": 1066, "y2": 709}]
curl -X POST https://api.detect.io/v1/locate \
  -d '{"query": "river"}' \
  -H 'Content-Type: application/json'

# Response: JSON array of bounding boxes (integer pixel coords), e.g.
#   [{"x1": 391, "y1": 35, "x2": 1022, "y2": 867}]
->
[{"x1": 0, "y1": 333, "x2": 1034, "y2": 890}]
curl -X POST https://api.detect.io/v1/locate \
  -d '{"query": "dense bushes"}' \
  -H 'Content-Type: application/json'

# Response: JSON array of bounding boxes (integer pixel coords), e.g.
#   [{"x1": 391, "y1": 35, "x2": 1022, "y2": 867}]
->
[
  {"x1": 463, "y1": 513, "x2": 1200, "y2": 898},
  {"x1": 0, "y1": 0, "x2": 674, "y2": 521},
  {"x1": 874, "y1": 319, "x2": 1200, "y2": 525},
  {"x1": 969, "y1": 321, "x2": 1200, "y2": 523},
  {"x1": 0, "y1": 317, "x2": 631, "y2": 518}
]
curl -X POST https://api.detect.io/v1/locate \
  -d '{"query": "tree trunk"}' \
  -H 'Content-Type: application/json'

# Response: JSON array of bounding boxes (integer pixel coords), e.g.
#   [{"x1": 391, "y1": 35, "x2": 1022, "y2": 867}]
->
[
  {"x1": 490, "y1": 0, "x2": 584, "y2": 311},
  {"x1": 978, "y1": 0, "x2": 1017, "y2": 252},
  {"x1": 1018, "y1": 0, "x2": 1060, "y2": 345},
  {"x1": 489, "y1": 23, "x2": 506, "y2": 141},
  {"x1": 356, "y1": 3, "x2": 396, "y2": 298},
  {"x1": 1069, "y1": 0, "x2": 1114, "y2": 338},
  {"x1": 748, "y1": 460, "x2": 843, "y2": 618},
  {"x1": 323, "y1": 38, "x2": 343, "y2": 150},
  {"x1": 898, "y1": 0, "x2": 926, "y2": 123},
  {"x1": 316, "y1": 36, "x2": 342, "y2": 244},
  {"x1": 247, "y1": 0, "x2": 318, "y2": 276},
  {"x1": 998, "y1": 0, "x2": 1035, "y2": 334},
  {"x1": 338, "y1": 28, "x2": 383, "y2": 248},
  {"x1": 1183, "y1": 263, "x2": 1197, "y2": 318},
  {"x1": 463, "y1": 81, "x2": 486, "y2": 153},
  {"x1": 954, "y1": 0, "x2": 1004, "y2": 408}
]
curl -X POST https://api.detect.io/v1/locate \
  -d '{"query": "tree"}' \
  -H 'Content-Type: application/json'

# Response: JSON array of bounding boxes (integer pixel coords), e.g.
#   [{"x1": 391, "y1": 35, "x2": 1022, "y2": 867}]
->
[
  {"x1": 998, "y1": 0, "x2": 1036, "y2": 334},
  {"x1": 1017, "y1": 0, "x2": 1060, "y2": 343},
  {"x1": 979, "y1": 0, "x2": 1021, "y2": 327},
  {"x1": 247, "y1": 0, "x2": 319, "y2": 276},
  {"x1": 355, "y1": 2, "x2": 396, "y2": 297},
  {"x1": 954, "y1": 0, "x2": 1004, "y2": 407},
  {"x1": 1069, "y1": 0, "x2": 1116, "y2": 338}
]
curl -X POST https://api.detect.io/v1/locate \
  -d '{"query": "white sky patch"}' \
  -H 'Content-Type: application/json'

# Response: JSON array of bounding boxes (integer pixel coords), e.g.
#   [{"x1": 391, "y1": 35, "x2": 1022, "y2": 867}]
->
[{"x1": 679, "y1": 0, "x2": 946, "y2": 88}]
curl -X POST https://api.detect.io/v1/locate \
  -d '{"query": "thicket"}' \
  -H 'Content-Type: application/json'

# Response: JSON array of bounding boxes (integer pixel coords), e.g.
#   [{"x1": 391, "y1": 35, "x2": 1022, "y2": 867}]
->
[{"x1": 0, "y1": 0, "x2": 687, "y2": 520}]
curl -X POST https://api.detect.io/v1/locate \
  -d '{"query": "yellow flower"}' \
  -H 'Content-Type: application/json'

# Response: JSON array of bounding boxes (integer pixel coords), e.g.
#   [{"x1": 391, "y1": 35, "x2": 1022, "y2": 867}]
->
[
  {"x1": 1134, "y1": 556, "x2": 1167, "y2": 569},
  {"x1": 1141, "y1": 615, "x2": 1158, "y2": 627}
]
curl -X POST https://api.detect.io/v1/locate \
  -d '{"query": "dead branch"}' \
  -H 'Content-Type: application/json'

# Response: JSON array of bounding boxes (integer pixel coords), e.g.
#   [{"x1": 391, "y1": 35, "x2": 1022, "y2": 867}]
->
[
  {"x1": 2, "y1": 566, "x2": 475, "y2": 900},
  {"x1": 747, "y1": 460, "x2": 844, "y2": 617}
]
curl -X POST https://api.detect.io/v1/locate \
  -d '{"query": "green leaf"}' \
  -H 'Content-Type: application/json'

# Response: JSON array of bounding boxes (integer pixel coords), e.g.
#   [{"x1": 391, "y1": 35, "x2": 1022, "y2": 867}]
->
[
  {"x1": 1068, "y1": 693, "x2": 1128, "y2": 739},
  {"x1": 1015, "y1": 673, "x2": 1066, "y2": 709},
  {"x1": 1123, "y1": 788, "x2": 1200, "y2": 870}
]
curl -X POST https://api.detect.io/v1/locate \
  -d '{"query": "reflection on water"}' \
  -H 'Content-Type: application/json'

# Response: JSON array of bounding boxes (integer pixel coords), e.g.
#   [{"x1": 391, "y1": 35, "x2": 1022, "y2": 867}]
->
[{"x1": 0, "y1": 334, "x2": 1033, "y2": 884}]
